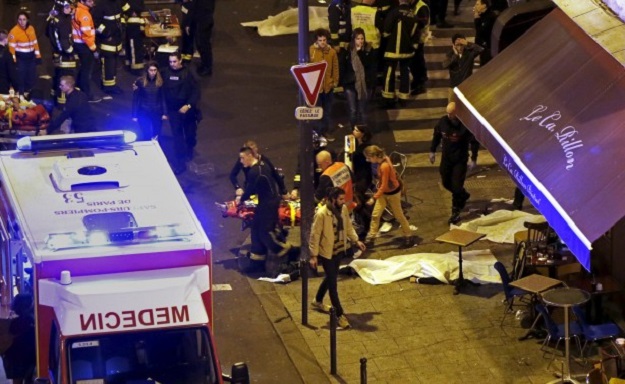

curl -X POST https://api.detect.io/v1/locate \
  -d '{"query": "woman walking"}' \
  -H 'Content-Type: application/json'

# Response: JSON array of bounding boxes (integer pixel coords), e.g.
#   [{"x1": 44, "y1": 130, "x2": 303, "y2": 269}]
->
[
  {"x1": 363, "y1": 145, "x2": 414, "y2": 248},
  {"x1": 132, "y1": 61, "x2": 166, "y2": 141},
  {"x1": 8, "y1": 11, "x2": 41, "y2": 97}
]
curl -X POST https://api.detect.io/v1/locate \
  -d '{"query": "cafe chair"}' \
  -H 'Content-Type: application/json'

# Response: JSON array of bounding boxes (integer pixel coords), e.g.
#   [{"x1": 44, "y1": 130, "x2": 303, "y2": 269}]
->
[
  {"x1": 494, "y1": 261, "x2": 531, "y2": 326},
  {"x1": 572, "y1": 305, "x2": 621, "y2": 357},
  {"x1": 513, "y1": 221, "x2": 552, "y2": 248},
  {"x1": 511, "y1": 241, "x2": 529, "y2": 281},
  {"x1": 535, "y1": 302, "x2": 582, "y2": 365}
]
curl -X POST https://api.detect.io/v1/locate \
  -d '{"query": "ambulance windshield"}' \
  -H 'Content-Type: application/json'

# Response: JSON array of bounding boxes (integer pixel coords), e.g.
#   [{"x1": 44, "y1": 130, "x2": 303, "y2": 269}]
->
[{"x1": 66, "y1": 327, "x2": 218, "y2": 384}]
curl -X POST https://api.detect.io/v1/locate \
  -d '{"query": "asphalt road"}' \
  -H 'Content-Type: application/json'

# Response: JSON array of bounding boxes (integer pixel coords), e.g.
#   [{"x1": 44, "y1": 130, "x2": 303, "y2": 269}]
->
[{"x1": 0, "y1": 0, "x2": 317, "y2": 382}]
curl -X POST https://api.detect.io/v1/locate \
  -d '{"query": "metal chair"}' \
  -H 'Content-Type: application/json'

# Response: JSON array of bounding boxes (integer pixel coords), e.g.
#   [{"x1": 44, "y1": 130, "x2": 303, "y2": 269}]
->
[
  {"x1": 494, "y1": 261, "x2": 531, "y2": 326},
  {"x1": 389, "y1": 151, "x2": 408, "y2": 203},
  {"x1": 535, "y1": 302, "x2": 582, "y2": 365},
  {"x1": 511, "y1": 241, "x2": 529, "y2": 281},
  {"x1": 572, "y1": 305, "x2": 621, "y2": 357}
]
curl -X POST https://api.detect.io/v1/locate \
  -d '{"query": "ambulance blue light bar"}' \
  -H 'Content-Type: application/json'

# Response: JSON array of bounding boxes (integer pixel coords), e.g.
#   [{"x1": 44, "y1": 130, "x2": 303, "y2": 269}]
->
[
  {"x1": 45, "y1": 224, "x2": 195, "y2": 251},
  {"x1": 17, "y1": 131, "x2": 137, "y2": 152}
]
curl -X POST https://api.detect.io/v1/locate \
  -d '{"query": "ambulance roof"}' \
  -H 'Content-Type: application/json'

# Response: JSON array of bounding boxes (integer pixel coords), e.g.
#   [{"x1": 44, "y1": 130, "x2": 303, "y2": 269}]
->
[
  {"x1": 38, "y1": 265, "x2": 210, "y2": 336},
  {"x1": 0, "y1": 141, "x2": 211, "y2": 264}
]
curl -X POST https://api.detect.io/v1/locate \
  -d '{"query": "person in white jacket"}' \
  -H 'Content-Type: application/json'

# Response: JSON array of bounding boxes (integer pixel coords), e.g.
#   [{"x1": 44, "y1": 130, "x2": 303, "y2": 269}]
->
[{"x1": 309, "y1": 187, "x2": 366, "y2": 329}]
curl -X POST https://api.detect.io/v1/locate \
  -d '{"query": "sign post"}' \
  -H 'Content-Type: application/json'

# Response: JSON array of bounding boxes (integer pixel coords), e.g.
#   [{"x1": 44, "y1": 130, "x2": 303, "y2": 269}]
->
[{"x1": 295, "y1": 1, "x2": 313, "y2": 326}]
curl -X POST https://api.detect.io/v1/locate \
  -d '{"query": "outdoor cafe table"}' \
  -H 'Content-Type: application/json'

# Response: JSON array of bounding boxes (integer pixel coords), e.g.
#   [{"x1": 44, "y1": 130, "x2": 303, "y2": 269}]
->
[
  {"x1": 542, "y1": 287, "x2": 591, "y2": 384},
  {"x1": 435, "y1": 229, "x2": 485, "y2": 295},
  {"x1": 510, "y1": 274, "x2": 564, "y2": 341}
]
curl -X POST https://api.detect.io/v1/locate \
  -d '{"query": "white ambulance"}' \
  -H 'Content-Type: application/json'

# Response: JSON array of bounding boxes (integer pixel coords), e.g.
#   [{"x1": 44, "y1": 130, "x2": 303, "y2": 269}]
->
[{"x1": 0, "y1": 132, "x2": 248, "y2": 384}]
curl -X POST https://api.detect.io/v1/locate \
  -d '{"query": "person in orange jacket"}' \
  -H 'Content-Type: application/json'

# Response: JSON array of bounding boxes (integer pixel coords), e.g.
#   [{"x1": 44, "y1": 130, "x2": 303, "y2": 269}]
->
[
  {"x1": 8, "y1": 11, "x2": 41, "y2": 97},
  {"x1": 309, "y1": 28, "x2": 339, "y2": 142},
  {"x1": 73, "y1": 0, "x2": 101, "y2": 102}
]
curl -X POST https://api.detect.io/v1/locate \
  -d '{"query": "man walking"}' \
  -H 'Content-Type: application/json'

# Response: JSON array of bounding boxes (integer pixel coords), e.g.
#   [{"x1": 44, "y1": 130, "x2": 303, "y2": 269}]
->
[
  {"x1": 429, "y1": 102, "x2": 479, "y2": 224},
  {"x1": 310, "y1": 187, "x2": 366, "y2": 330},
  {"x1": 162, "y1": 51, "x2": 200, "y2": 174},
  {"x1": 48, "y1": 75, "x2": 96, "y2": 134}
]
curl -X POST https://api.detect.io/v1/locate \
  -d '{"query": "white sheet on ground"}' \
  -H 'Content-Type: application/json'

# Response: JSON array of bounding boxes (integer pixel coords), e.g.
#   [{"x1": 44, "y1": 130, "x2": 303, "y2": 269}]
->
[
  {"x1": 349, "y1": 249, "x2": 500, "y2": 285},
  {"x1": 241, "y1": 7, "x2": 329, "y2": 36},
  {"x1": 451, "y1": 209, "x2": 545, "y2": 244}
]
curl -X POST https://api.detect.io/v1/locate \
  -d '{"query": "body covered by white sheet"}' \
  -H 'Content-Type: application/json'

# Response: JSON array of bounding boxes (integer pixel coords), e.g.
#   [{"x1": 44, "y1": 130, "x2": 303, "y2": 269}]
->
[
  {"x1": 241, "y1": 7, "x2": 329, "y2": 36},
  {"x1": 451, "y1": 209, "x2": 545, "y2": 243},
  {"x1": 348, "y1": 249, "x2": 500, "y2": 285}
]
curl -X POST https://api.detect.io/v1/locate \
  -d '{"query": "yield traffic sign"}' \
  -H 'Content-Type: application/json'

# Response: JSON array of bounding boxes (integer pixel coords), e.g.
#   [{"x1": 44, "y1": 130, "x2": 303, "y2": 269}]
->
[{"x1": 290, "y1": 62, "x2": 327, "y2": 107}]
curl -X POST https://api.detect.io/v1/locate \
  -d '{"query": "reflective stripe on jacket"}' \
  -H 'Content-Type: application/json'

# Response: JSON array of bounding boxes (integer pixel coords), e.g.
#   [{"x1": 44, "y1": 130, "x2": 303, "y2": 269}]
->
[
  {"x1": 8, "y1": 25, "x2": 41, "y2": 59},
  {"x1": 73, "y1": 3, "x2": 97, "y2": 51}
]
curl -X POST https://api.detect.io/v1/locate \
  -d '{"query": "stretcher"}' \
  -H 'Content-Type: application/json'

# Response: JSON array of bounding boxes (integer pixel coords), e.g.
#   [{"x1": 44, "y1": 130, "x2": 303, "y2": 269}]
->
[
  {"x1": 0, "y1": 95, "x2": 50, "y2": 148},
  {"x1": 216, "y1": 199, "x2": 302, "y2": 230}
]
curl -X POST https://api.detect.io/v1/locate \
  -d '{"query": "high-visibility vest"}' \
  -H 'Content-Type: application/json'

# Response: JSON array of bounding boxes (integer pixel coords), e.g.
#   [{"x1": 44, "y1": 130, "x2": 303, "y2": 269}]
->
[
  {"x1": 72, "y1": 2, "x2": 97, "y2": 51},
  {"x1": 351, "y1": 5, "x2": 380, "y2": 49},
  {"x1": 322, "y1": 162, "x2": 356, "y2": 210},
  {"x1": 8, "y1": 25, "x2": 41, "y2": 60},
  {"x1": 414, "y1": 0, "x2": 430, "y2": 45}
]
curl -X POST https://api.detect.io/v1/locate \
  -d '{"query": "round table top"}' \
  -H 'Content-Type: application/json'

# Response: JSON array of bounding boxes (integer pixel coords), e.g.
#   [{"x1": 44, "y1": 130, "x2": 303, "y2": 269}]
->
[{"x1": 542, "y1": 287, "x2": 591, "y2": 307}]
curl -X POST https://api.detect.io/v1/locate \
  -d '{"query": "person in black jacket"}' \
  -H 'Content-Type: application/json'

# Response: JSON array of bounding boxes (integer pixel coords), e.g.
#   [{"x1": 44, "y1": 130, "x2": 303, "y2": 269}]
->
[
  {"x1": 2, "y1": 293, "x2": 36, "y2": 384},
  {"x1": 47, "y1": 1, "x2": 76, "y2": 106},
  {"x1": 429, "y1": 102, "x2": 479, "y2": 224},
  {"x1": 48, "y1": 75, "x2": 96, "y2": 133},
  {"x1": 229, "y1": 140, "x2": 285, "y2": 201},
  {"x1": 340, "y1": 28, "x2": 375, "y2": 126},
  {"x1": 0, "y1": 30, "x2": 18, "y2": 94},
  {"x1": 162, "y1": 51, "x2": 201, "y2": 174},
  {"x1": 442, "y1": 33, "x2": 483, "y2": 102},
  {"x1": 473, "y1": 0, "x2": 497, "y2": 65},
  {"x1": 132, "y1": 61, "x2": 165, "y2": 141},
  {"x1": 239, "y1": 146, "x2": 297, "y2": 271},
  {"x1": 192, "y1": 0, "x2": 215, "y2": 77}
]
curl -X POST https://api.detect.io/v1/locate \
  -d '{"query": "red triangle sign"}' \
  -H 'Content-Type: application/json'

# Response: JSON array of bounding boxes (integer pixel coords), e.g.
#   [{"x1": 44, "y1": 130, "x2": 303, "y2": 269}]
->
[{"x1": 290, "y1": 62, "x2": 328, "y2": 107}]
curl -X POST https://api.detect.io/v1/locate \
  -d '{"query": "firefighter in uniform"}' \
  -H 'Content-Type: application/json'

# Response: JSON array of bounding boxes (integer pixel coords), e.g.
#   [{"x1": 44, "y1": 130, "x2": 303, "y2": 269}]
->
[
  {"x1": 92, "y1": 0, "x2": 129, "y2": 94},
  {"x1": 179, "y1": 0, "x2": 194, "y2": 63},
  {"x1": 47, "y1": 1, "x2": 76, "y2": 105},
  {"x1": 239, "y1": 147, "x2": 298, "y2": 271},
  {"x1": 328, "y1": 0, "x2": 352, "y2": 51},
  {"x1": 409, "y1": 0, "x2": 429, "y2": 95},
  {"x1": 429, "y1": 102, "x2": 479, "y2": 224},
  {"x1": 381, "y1": 0, "x2": 417, "y2": 106},
  {"x1": 124, "y1": 0, "x2": 145, "y2": 74},
  {"x1": 73, "y1": 0, "x2": 100, "y2": 102}
]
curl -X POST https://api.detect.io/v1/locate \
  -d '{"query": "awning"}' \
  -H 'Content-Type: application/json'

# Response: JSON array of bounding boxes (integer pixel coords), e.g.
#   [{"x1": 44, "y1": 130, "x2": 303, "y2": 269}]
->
[{"x1": 454, "y1": 8, "x2": 625, "y2": 271}]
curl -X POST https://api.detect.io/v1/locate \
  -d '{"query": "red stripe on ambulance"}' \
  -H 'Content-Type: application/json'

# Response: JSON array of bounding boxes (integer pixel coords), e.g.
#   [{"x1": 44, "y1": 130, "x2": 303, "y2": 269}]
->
[{"x1": 79, "y1": 305, "x2": 190, "y2": 331}]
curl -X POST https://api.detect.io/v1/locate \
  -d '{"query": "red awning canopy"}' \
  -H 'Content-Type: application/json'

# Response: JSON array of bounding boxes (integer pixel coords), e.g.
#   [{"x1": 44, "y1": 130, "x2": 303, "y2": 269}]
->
[{"x1": 454, "y1": 8, "x2": 625, "y2": 270}]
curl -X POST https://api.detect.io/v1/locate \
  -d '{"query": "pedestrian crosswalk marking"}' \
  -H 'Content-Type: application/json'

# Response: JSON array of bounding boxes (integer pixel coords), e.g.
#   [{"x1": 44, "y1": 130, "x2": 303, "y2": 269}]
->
[
  {"x1": 385, "y1": 25, "x2": 496, "y2": 170},
  {"x1": 406, "y1": 150, "x2": 497, "y2": 168},
  {"x1": 387, "y1": 106, "x2": 446, "y2": 121}
]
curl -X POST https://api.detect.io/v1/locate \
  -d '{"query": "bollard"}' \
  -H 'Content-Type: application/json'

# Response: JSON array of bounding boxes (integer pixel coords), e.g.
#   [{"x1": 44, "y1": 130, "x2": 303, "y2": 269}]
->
[
  {"x1": 360, "y1": 357, "x2": 367, "y2": 384},
  {"x1": 330, "y1": 307, "x2": 337, "y2": 375}
]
